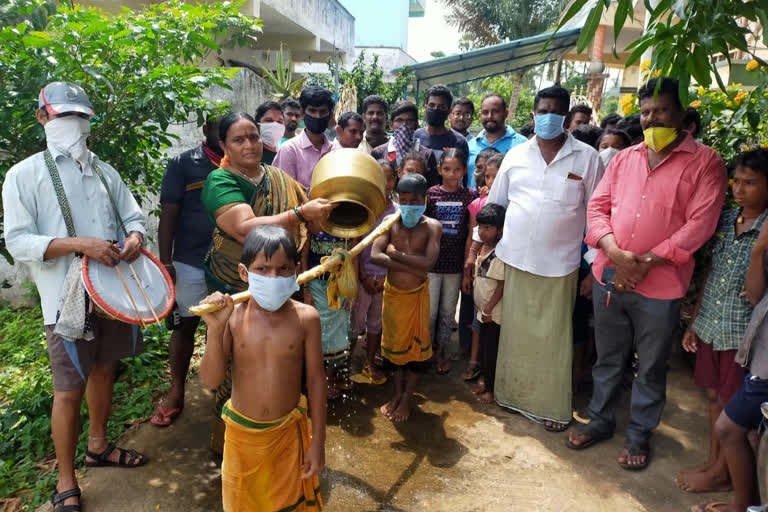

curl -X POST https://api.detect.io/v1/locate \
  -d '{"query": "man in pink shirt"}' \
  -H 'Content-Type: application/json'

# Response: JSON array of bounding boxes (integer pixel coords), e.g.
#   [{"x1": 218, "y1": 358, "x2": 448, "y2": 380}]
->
[
  {"x1": 566, "y1": 78, "x2": 727, "y2": 470},
  {"x1": 273, "y1": 87, "x2": 334, "y2": 190}
]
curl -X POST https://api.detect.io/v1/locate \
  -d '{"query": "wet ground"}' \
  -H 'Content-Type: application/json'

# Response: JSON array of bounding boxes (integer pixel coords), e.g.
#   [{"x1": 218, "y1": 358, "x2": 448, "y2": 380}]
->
[{"x1": 37, "y1": 348, "x2": 727, "y2": 512}]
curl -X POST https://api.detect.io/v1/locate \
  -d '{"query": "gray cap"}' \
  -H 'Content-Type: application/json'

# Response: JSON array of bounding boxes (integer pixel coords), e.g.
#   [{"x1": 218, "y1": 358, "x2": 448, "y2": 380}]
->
[{"x1": 39, "y1": 82, "x2": 94, "y2": 116}]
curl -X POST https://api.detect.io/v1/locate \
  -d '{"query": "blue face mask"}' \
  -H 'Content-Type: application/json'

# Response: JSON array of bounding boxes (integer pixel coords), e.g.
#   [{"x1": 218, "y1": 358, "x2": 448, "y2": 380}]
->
[
  {"x1": 247, "y1": 272, "x2": 299, "y2": 312},
  {"x1": 534, "y1": 113, "x2": 566, "y2": 140},
  {"x1": 400, "y1": 204, "x2": 425, "y2": 229}
]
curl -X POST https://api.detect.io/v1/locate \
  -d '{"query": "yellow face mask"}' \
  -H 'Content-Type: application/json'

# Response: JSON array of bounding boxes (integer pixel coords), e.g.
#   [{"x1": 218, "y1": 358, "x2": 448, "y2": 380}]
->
[{"x1": 643, "y1": 127, "x2": 678, "y2": 152}]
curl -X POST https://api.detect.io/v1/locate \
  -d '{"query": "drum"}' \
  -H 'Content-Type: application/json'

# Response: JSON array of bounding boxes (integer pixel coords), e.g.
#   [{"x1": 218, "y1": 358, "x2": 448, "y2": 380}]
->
[{"x1": 82, "y1": 248, "x2": 175, "y2": 325}]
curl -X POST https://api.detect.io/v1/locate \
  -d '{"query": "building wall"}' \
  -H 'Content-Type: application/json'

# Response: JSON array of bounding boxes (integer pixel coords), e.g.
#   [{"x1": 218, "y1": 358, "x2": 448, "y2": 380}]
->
[
  {"x1": 339, "y1": 0, "x2": 409, "y2": 50},
  {"x1": 0, "y1": 68, "x2": 267, "y2": 305}
]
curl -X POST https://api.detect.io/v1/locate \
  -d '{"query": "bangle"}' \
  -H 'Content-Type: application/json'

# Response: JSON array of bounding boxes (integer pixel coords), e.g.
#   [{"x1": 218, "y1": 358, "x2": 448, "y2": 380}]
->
[{"x1": 293, "y1": 205, "x2": 307, "y2": 224}]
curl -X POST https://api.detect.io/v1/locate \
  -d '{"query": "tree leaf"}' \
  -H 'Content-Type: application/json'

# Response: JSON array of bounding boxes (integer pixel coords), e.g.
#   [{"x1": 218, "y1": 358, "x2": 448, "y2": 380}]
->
[{"x1": 576, "y1": 2, "x2": 604, "y2": 54}]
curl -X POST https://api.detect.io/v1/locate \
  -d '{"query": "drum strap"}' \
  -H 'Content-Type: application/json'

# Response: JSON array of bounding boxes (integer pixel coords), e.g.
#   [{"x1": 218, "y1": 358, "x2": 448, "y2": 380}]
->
[{"x1": 43, "y1": 150, "x2": 129, "y2": 240}]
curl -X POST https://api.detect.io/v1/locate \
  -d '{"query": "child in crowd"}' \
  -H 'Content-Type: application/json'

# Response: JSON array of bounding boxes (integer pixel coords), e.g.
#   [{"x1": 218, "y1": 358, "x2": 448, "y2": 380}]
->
[
  {"x1": 472, "y1": 148, "x2": 501, "y2": 196},
  {"x1": 303, "y1": 222, "x2": 359, "y2": 400},
  {"x1": 371, "y1": 173, "x2": 442, "y2": 422},
  {"x1": 426, "y1": 148, "x2": 477, "y2": 374},
  {"x1": 398, "y1": 150, "x2": 428, "y2": 178},
  {"x1": 693, "y1": 151, "x2": 768, "y2": 512},
  {"x1": 462, "y1": 152, "x2": 503, "y2": 380},
  {"x1": 199, "y1": 225, "x2": 325, "y2": 512},
  {"x1": 677, "y1": 148, "x2": 768, "y2": 495},
  {"x1": 350, "y1": 160, "x2": 399, "y2": 386},
  {"x1": 596, "y1": 129, "x2": 631, "y2": 168},
  {"x1": 471, "y1": 204, "x2": 506, "y2": 404}
]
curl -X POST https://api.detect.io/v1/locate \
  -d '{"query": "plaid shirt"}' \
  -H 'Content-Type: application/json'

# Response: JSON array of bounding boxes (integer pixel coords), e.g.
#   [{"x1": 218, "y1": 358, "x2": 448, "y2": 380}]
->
[{"x1": 693, "y1": 208, "x2": 768, "y2": 350}]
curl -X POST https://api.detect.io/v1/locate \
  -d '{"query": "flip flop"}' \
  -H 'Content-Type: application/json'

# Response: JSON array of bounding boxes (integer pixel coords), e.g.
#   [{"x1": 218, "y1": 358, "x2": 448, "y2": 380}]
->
[
  {"x1": 618, "y1": 444, "x2": 650, "y2": 471},
  {"x1": 150, "y1": 406, "x2": 181, "y2": 427},
  {"x1": 690, "y1": 502, "x2": 728, "y2": 512},
  {"x1": 564, "y1": 428, "x2": 613, "y2": 450},
  {"x1": 462, "y1": 361, "x2": 481, "y2": 381},
  {"x1": 350, "y1": 367, "x2": 387, "y2": 385}
]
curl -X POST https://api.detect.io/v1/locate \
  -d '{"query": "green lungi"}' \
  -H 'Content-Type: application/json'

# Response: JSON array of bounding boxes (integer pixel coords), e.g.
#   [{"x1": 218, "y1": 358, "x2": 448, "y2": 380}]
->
[{"x1": 494, "y1": 264, "x2": 578, "y2": 424}]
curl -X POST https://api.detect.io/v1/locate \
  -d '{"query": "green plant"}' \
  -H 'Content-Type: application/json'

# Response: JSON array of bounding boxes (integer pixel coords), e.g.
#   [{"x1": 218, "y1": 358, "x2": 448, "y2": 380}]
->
[
  {"x1": 0, "y1": 0, "x2": 262, "y2": 263},
  {"x1": 554, "y1": 0, "x2": 768, "y2": 103},
  {"x1": 466, "y1": 76, "x2": 535, "y2": 130},
  {"x1": 305, "y1": 50, "x2": 413, "y2": 114},
  {"x1": 257, "y1": 43, "x2": 305, "y2": 101}
]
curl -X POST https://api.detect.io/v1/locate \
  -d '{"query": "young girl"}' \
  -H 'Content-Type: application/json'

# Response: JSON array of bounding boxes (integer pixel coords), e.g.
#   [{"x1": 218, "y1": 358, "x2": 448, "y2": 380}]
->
[
  {"x1": 302, "y1": 223, "x2": 359, "y2": 400},
  {"x1": 462, "y1": 153, "x2": 503, "y2": 380},
  {"x1": 398, "y1": 151, "x2": 428, "y2": 178},
  {"x1": 350, "y1": 160, "x2": 399, "y2": 385},
  {"x1": 426, "y1": 148, "x2": 477, "y2": 374}
]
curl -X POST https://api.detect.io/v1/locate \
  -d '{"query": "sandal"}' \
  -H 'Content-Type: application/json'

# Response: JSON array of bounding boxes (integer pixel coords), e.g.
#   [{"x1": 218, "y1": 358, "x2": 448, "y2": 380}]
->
[
  {"x1": 544, "y1": 420, "x2": 571, "y2": 433},
  {"x1": 150, "y1": 405, "x2": 181, "y2": 427},
  {"x1": 85, "y1": 443, "x2": 148, "y2": 468},
  {"x1": 564, "y1": 426, "x2": 613, "y2": 450},
  {"x1": 462, "y1": 361, "x2": 481, "y2": 381},
  {"x1": 51, "y1": 487, "x2": 81, "y2": 512},
  {"x1": 619, "y1": 443, "x2": 650, "y2": 471}
]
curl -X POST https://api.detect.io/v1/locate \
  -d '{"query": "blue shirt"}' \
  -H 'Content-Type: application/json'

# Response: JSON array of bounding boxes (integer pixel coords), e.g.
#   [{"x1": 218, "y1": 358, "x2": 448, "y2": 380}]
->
[{"x1": 467, "y1": 125, "x2": 527, "y2": 188}]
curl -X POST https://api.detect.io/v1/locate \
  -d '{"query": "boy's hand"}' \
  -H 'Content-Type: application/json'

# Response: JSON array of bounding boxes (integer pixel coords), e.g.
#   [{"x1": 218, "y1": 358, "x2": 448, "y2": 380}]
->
[
  {"x1": 478, "y1": 186, "x2": 489, "y2": 197},
  {"x1": 579, "y1": 273, "x2": 594, "y2": 299},
  {"x1": 386, "y1": 244, "x2": 398, "y2": 258},
  {"x1": 361, "y1": 275, "x2": 378, "y2": 295},
  {"x1": 462, "y1": 274, "x2": 472, "y2": 295},
  {"x1": 375, "y1": 277, "x2": 385, "y2": 293},
  {"x1": 682, "y1": 329, "x2": 699, "y2": 353},
  {"x1": 301, "y1": 442, "x2": 325, "y2": 479},
  {"x1": 481, "y1": 311, "x2": 491, "y2": 323},
  {"x1": 200, "y1": 292, "x2": 233, "y2": 328},
  {"x1": 756, "y1": 222, "x2": 768, "y2": 252}
]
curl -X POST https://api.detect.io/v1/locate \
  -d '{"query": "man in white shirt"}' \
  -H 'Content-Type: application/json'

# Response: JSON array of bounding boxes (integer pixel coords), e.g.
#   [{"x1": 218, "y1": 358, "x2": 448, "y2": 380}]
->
[
  {"x1": 476, "y1": 85, "x2": 603, "y2": 431},
  {"x1": 2, "y1": 82, "x2": 148, "y2": 511}
]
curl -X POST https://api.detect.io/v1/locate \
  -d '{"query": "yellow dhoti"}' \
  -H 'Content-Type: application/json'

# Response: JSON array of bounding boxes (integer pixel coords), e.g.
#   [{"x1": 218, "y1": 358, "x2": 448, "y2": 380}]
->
[
  {"x1": 221, "y1": 396, "x2": 322, "y2": 512},
  {"x1": 381, "y1": 278, "x2": 433, "y2": 365}
]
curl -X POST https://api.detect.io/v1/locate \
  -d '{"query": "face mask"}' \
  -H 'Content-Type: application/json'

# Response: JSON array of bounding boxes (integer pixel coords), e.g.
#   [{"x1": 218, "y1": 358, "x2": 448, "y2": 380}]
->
[
  {"x1": 599, "y1": 147, "x2": 620, "y2": 167},
  {"x1": 259, "y1": 122, "x2": 285, "y2": 149},
  {"x1": 643, "y1": 127, "x2": 678, "y2": 152},
  {"x1": 247, "y1": 272, "x2": 299, "y2": 312},
  {"x1": 400, "y1": 204, "x2": 426, "y2": 229},
  {"x1": 533, "y1": 113, "x2": 566, "y2": 140},
  {"x1": 425, "y1": 108, "x2": 449, "y2": 127},
  {"x1": 303, "y1": 114, "x2": 330, "y2": 134},
  {"x1": 45, "y1": 116, "x2": 91, "y2": 168}
]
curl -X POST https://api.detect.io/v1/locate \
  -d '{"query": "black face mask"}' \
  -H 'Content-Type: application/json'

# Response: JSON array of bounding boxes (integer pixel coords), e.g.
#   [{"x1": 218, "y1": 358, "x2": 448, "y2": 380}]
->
[
  {"x1": 303, "y1": 114, "x2": 330, "y2": 134},
  {"x1": 425, "y1": 108, "x2": 449, "y2": 127}
]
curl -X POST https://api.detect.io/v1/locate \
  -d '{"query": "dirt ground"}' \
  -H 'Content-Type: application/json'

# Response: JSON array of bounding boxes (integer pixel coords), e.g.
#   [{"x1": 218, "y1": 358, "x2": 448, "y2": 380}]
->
[{"x1": 37, "y1": 349, "x2": 729, "y2": 512}]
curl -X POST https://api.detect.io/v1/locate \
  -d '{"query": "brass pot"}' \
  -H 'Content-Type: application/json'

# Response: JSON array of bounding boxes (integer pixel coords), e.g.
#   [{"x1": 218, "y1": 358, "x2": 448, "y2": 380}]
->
[{"x1": 309, "y1": 148, "x2": 386, "y2": 238}]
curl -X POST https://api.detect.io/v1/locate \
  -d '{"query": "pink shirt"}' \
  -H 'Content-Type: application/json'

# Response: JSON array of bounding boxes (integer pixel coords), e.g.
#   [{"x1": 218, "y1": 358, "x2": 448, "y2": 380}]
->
[
  {"x1": 273, "y1": 130, "x2": 332, "y2": 190},
  {"x1": 468, "y1": 195, "x2": 488, "y2": 219},
  {"x1": 586, "y1": 135, "x2": 726, "y2": 300}
]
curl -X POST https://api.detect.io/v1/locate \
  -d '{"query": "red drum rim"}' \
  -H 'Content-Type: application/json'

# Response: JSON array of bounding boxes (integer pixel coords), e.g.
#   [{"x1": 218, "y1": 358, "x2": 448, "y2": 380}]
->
[{"x1": 82, "y1": 248, "x2": 176, "y2": 326}]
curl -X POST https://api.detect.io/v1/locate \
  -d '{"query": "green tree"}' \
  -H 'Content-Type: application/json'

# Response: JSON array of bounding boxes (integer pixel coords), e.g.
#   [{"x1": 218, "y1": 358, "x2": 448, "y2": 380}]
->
[
  {"x1": 0, "y1": 0, "x2": 261, "y2": 262},
  {"x1": 467, "y1": 76, "x2": 534, "y2": 130},
  {"x1": 441, "y1": 0, "x2": 567, "y2": 119},
  {"x1": 305, "y1": 50, "x2": 412, "y2": 114},
  {"x1": 554, "y1": 0, "x2": 768, "y2": 103}
]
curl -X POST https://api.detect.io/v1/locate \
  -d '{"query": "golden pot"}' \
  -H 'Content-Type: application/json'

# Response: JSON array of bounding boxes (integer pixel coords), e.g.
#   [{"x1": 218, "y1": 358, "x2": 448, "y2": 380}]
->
[{"x1": 309, "y1": 148, "x2": 386, "y2": 238}]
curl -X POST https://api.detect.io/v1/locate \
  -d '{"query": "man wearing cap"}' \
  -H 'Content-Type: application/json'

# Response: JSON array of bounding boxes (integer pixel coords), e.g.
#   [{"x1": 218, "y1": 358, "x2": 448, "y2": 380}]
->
[{"x1": 3, "y1": 82, "x2": 148, "y2": 511}]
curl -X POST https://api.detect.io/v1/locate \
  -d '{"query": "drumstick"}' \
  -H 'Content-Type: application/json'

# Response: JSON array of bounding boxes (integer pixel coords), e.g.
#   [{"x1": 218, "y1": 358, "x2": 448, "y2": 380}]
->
[
  {"x1": 119, "y1": 242, "x2": 163, "y2": 327},
  {"x1": 114, "y1": 265, "x2": 147, "y2": 329},
  {"x1": 188, "y1": 210, "x2": 402, "y2": 316}
]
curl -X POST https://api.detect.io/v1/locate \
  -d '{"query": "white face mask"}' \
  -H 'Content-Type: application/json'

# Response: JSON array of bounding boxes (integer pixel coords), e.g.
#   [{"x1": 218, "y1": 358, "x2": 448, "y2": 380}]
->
[
  {"x1": 44, "y1": 116, "x2": 91, "y2": 169},
  {"x1": 259, "y1": 122, "x2": 286, "y2": 150},
  {"x1": 599, "y1": 147, "x2": 620, "y2": 168}
]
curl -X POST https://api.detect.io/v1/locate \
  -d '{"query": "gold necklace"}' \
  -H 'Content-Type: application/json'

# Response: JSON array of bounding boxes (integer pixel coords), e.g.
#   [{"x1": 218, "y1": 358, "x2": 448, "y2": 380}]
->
[
  {"x1": 227, "y1": 163, "x2": 263, "y2": 186},
  {"x1": 737, "y1": 214, "x2": 759, "y2": 224}
]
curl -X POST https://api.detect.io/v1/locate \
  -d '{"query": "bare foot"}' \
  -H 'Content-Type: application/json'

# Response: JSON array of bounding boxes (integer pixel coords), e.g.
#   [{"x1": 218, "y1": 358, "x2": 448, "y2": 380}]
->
[
  {"x1": 690, "y1": 503, "x2": 748, "y2": 512},
  {"x1": 675, "y1": 467, "x2": 732, "y2": 493},
  {"x1": 476, "y1": 391, "x2": 494, "y2": 404},
  {"x1": 380, "y1": 395, "x2": 401, "y2": 419},
  {"x1": 390, "y1": 396, "x2": 411, "y2": 422},
  {"x1": 472, "y1": 383, "x2": 486, "y2": 395},
  {"x1": 618, "y1": 448, "x2": 647, "y2": 469},
  {"x1": 678, "y1": 460, "x2": 716, "y2": 477}
]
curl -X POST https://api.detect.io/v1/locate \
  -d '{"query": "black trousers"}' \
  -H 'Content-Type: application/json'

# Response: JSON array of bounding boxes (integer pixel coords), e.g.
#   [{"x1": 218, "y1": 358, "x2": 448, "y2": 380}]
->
[{"x1": 479, "y1": 320, "x2": 501, "y2": 392}]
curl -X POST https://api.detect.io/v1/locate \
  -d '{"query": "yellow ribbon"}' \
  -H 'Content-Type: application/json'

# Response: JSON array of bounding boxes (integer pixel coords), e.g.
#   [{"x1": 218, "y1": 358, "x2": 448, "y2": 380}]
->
[{"x1": 321, "y1": 248, "x2": 358, "y2": 310}]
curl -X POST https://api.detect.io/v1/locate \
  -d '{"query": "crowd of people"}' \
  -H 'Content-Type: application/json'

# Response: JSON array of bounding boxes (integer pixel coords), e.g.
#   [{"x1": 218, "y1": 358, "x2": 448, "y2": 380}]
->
[{"x1": 4, "y1": 76, "x2": 768, "y2": 512}]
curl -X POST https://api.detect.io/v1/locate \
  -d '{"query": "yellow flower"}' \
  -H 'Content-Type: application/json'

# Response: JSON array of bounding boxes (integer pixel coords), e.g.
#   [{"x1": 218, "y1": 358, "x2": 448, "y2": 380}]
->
[
  {"x1": 746, "y1": 59, "x2": 760, "y2": 71},
  {"x1": 727, "y1": 101, "x2": 735, "y2": 108},
  {"x1": 689, "y1": 100, "x2": 702, "y2": 108},
  {"x1": 640, "y1": 59, "x2": 651, "y2": 70},
  {"x1": 761, "y1": 141, "x2": 768, "y2": 148},
  {"x1": 741, "y1": 144, "x2": 751, "y2": 151},
  {"x1": 697, "y1": 86, "x2": 706, "y2": 96}
]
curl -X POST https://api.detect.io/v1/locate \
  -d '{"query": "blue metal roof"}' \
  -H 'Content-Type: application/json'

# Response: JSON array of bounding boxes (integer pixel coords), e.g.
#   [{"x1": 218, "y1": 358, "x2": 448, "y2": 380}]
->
[{"x1": 394, "y1": 27, "x2": 582, "y2": 87}]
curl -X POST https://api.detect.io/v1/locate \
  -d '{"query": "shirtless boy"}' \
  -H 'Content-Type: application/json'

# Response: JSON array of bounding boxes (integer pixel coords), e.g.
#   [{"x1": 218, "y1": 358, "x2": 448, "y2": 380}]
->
[
  {"x1": 371, "y1": 173, "x2": 442, "y2": 422},
  {"x1": 199, "y1": 225, "x2": 326, "y2": 512}
]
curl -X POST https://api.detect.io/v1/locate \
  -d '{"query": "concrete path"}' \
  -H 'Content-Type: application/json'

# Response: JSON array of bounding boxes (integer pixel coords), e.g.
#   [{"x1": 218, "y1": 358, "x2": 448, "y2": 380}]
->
[{"x1": 38, "y1": 355, "x2": 728, "y2": 511}]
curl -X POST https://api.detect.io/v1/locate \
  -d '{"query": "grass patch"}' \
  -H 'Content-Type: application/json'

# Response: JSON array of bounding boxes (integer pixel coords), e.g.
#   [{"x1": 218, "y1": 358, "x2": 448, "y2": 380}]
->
[{"x1": 0, "y1": 301, "x2": 177, "y2": 511}]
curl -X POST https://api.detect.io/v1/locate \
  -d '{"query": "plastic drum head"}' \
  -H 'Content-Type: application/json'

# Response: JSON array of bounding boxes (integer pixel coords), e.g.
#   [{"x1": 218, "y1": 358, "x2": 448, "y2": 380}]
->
[{"x1": 82, "y1": 249, "x2": 175, "y2": 325}]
